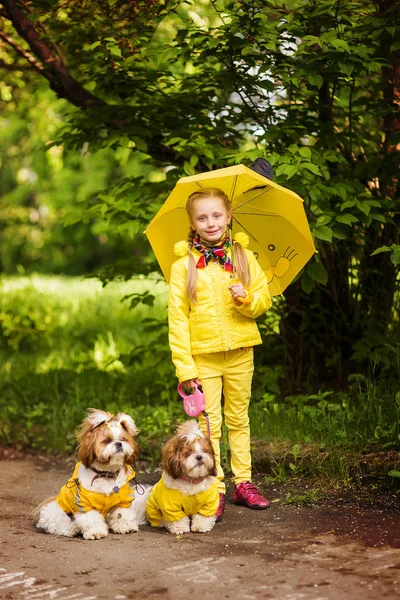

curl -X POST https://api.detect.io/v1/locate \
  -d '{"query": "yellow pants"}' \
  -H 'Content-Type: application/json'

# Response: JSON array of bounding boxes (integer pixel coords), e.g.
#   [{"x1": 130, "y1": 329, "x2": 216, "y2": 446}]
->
[{"x1": 194, "y1": 348, "x2": 254, "y2": 493}]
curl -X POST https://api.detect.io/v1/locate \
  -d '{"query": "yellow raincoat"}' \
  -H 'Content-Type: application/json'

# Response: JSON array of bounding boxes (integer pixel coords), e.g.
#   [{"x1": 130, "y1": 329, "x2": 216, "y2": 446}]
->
[
  {"x1": 168, "y1": 247, "x2": 271, "y2": 382},
  {"x1": 146, "y1": 474, "x2": 220, "y2": 526},
  {"x1": 56, "y1": 462, "x2": 136, "y2": 516}
]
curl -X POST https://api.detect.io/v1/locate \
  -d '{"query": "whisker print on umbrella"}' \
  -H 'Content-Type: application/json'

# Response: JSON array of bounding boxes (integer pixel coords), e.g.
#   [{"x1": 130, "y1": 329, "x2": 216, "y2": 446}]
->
[{"x1": 284, "y1": 246, "x2": 299, "y2": 261}]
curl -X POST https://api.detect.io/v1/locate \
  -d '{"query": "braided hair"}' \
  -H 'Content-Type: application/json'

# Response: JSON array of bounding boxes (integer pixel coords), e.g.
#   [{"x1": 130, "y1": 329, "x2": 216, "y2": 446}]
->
[{"x1": 185, "y1": 188, "x2": 251, "y2": 303}]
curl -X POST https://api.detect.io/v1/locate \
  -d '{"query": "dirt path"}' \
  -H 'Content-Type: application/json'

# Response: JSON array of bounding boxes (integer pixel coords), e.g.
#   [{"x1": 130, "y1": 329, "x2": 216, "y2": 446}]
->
[{"x1": 0, "y1": 455, "x2": 399, "y2": 600}]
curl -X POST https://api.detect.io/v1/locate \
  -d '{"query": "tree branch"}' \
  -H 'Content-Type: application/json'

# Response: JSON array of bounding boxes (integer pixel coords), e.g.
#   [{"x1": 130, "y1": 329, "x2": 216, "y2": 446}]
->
[
  {"x1": 15, "y1": 0, "x2": 66, "y2": 65},
  {"x1": 0, "y1": 31, "x2": 46, "y2": 75},
  {"x1": 2, "y1": 0, "x2": 104, "y2": 108}
]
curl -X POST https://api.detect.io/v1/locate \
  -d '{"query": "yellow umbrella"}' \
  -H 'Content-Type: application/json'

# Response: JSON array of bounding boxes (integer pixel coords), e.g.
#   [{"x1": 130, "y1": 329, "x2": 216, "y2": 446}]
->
[{"x1": 144, "y1": 164, "x2": 316, "y2": 296}]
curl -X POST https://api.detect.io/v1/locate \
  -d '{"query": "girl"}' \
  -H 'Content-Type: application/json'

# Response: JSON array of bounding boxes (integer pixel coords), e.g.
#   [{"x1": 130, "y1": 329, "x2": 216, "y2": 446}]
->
[{"x1": 168, "y1": 187, "x2": 272, "y2": 520}]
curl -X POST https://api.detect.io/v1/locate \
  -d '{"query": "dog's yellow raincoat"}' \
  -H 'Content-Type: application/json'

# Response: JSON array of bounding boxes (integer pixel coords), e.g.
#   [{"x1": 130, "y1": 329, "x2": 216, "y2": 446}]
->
[
  {"x1": 56, "y1": 462, "x2": 136, "y2": 516},
  {"x1": 146, "y1": 474, "x2": 219, "y2": 526}
]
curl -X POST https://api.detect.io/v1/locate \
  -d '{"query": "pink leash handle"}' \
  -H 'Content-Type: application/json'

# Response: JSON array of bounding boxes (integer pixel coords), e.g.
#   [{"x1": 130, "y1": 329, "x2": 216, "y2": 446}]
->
[{"x1": 177, "y1": 380, "x2": 211, "y2": 439}]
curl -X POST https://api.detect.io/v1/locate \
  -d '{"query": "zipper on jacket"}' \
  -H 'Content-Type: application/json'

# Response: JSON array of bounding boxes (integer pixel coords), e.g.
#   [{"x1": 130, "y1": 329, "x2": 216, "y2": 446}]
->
[{"x1": 215, "y1": 262, "x2": 232, "y2": 350}]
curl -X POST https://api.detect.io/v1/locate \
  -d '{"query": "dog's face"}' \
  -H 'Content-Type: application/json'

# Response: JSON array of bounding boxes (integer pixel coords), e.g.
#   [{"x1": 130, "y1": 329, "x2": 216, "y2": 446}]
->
[
  {"x1": 77, "y1": 409, "x2": 138, "y2": 469},
  {"x1": 162, "y1": 420, "x2": 217, "y2": 480}
]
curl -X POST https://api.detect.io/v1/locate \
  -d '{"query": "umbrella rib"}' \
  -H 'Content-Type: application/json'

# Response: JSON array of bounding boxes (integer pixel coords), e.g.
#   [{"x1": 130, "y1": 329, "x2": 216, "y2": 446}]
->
[
  {"x1": 233, "y1": 211, "x2": 279, "y2": 217},
  {"x1": 232, "y1": 215, "x2": 260, "y2": 245},
  {"x1": 229, "y1": 175, "x2": 238, "y2": 201},
  {"x1": 234, "y1": 188, "x2": 271, "y2": 210}
]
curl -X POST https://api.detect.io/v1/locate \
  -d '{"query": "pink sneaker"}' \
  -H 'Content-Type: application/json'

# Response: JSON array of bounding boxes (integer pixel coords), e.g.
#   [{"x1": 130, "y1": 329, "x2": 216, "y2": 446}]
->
[
  {"x1": 233, "y1": 481, "x2": 270, "y2": 510},
  {"x1": 215, "y1": 493, "x2": 225, "y2": 522}
]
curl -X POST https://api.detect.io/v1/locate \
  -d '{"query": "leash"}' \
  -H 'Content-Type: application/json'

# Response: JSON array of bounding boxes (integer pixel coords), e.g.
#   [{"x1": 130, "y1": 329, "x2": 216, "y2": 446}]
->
[{"x1": 202, "y1": 410, "x2": 211, "y2": 440}]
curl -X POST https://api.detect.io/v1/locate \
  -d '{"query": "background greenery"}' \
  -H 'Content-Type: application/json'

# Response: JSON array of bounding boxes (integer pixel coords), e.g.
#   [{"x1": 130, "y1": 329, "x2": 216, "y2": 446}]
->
[{"x1": 0, "y1": 0, "x2": 399, "y2": 481}]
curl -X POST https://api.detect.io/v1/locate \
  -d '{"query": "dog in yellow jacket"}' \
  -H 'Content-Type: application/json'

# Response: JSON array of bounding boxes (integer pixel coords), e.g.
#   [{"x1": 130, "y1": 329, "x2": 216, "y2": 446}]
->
[
  {"x1": 146, "y1": 420, "x2": 219, "y2": 534},
  {"x1": 36, "y1": 409, "x2": 149, "y2": 539}
]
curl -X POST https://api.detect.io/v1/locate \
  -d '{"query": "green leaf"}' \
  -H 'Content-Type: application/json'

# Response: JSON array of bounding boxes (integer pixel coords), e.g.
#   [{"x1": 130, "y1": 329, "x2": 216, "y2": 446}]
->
[
  {"x1": 108, "y1": 45, "x2": 122, "y2": 58},
  {"x1": 309, "y1": 74, "x2": 323, "y2": 89},
  {"x1": 314, "y1": 226, "x2": 333, "y2": 243},
  {"x1": 241, "y1": 46, "x2": 259, "y2": 57},
  {"x1": 339, "y1": 62, "x2": 354, "y2": 76},
  {"x1": 316, "y1": 215, "x2": 332, "y2": 227},
  {"x1": 164, "y1": 137, "x2": 184, "y2": 147},
  {"x1": 302, "y1": 163, "x2": 321, "y2": 175},
  {"x1": 183, "y1": 161, "x2": 195, "y2": 176},
  {"x1": 370, "y1": 212, "x2": 386, "y2": 224},
  {"x1": 307, "y1": 261, "x2": 328, "y2": 285},
  {"x1": 331, "y1": 39, "x2": 350, "y2": 52},
  {"x1": 388, "y1": 470, "x2": 400, "y2": 479},
  {"x1": 189, "y1": 154, "x2": 198, "y2": 167},
  {"x1": 341, "y1": 200, "x2": 357, "y2": 209},
  {"x1": 357, "y1": 201, "x2": 371, "y2": 215},
  {"x1": 391, "y1": 248, "x2": 400, "y2": 266},
  {"x1": 301, "y1": 271, "x2": 315, "y2": 294},
  {"x1": 85, "y1": 41, "x2": 101, "y2": 51},
  {"x1": 370, "y1": 245, "x2": 392, "y2": 256},
  {"x1": 331, "y1": 227, "x2": 347, "y2": 240},
  {"x1": 62, "y1": 210, "x2": 83, "y2": 226},
  {"x1": 335, "y1": 214, "x2": 358, "y2": 226},
  {"x1": 276, "y1": 164, "x2": 298, "y2": 179},
  {"x1": 299, "y1": 147, "x2": 312, "y2": 158}
]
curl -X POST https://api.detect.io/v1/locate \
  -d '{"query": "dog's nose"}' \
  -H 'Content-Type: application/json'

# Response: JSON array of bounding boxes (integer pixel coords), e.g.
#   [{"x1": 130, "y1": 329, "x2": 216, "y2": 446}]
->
[
  {"x1": 195, "y1": 454, "x2": 203, "y2": 462},
  {"x1": 115, "y1": 441, "x2": 123, "y2": 450}
]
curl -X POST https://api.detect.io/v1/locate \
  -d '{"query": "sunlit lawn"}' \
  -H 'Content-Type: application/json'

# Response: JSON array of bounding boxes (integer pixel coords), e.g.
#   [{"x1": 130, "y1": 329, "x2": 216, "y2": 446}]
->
[{"x1": 0, "y1": 274, "x2": 182, "y2": 458}]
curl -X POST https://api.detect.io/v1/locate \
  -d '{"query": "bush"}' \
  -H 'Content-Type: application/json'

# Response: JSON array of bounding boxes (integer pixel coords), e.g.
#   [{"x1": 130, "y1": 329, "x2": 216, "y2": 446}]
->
[{"x1": 0, "y1": 285, "x2": 57, "y2": 350}]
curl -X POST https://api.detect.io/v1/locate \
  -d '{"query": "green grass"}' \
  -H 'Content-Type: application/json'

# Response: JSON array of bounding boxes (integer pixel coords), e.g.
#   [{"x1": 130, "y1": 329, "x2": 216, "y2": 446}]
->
[
  {"x1": 284, "y1": 489, "x2": 327, "y2": 506},
  {"x1": 0, "y1": 275, "x2": 399, "y2": 481},
  {"x1": 0, "y1": 275, "x2": 181, "y2": 459}
]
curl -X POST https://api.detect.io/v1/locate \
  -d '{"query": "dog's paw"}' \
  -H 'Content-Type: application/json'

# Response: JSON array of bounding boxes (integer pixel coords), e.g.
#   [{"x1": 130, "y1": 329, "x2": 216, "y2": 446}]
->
[
  {"x1": 82, "y1": 528, "x2": 108, "y2": 540},
  {"x1": 166, "y1": 516, "x2": 191, "y2": 535},
  {"x1": 108, "y1": 508, "x2": 139, "y2": 534},
  {"x1": 74, "y1": 510, "x2": 108, "y2": 540},
  {"x1": 190, "y1": 514, "x2": 216, "y2": 533}
]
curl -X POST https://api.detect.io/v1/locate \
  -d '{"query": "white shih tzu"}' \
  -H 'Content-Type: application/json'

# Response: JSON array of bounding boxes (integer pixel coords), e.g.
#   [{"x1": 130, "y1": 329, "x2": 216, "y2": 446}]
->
[
  {"x1": 146, "y1": 420, "x2": 219, "y2": 534},
  {"x1": 36, "y1": 408, "x2": 150, "y2": 540}
]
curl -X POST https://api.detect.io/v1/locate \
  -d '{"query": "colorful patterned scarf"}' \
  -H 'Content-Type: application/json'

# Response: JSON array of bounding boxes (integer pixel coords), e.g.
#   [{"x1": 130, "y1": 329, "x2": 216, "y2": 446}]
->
[{"x1": 193, "y1": 233, "x2": 233, "y2": 272}]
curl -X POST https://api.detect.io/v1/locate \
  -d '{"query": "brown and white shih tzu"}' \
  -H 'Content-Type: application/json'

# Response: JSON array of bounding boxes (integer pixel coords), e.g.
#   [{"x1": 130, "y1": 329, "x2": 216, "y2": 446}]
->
[
  {"x1": 146, "y1": 420, "x2": 219, "y2": 535},
  {"x1": 36, "y1": 409, "x2": 150, "y2": 540}
]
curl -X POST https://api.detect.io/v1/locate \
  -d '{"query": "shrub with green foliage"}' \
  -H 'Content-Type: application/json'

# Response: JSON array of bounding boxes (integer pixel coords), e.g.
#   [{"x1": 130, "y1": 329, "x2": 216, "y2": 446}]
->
[{"x1": 0, "y1": 286, "x2": 57, "y2": 350}]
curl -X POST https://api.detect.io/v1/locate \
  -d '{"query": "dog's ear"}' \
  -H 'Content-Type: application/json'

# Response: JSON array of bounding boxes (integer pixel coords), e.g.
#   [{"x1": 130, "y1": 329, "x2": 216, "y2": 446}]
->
[
  {"x1": 78, "y1": 430, "x2": 96, "y2": 468},
  {"x1": 85, "y1": 408, "x2": 112, "y2": 429},
  {"x1": 205, "y1": 437, "x2": 218, "y2": 477},
  {"x1": 76, "y1": 409, "x2": 108, "y2": 445},
  {"x1": 125, "y1": 438, "x2": 139, "y2": 467},
  {"x1": 116, "y1": 413, "x2": 138, "y2": 437},
  {"x1": 161, "y1": 437, "x2": 183, "y2": 479}
]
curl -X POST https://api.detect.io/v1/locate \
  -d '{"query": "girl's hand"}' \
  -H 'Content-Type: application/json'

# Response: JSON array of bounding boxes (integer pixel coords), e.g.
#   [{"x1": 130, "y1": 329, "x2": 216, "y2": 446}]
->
[
  {"x1": 181, "y1": 379, "x2": 197, "y2": 394},
  {"x1": 228, "y1": 283, "x2": 245, "y2": 300}
]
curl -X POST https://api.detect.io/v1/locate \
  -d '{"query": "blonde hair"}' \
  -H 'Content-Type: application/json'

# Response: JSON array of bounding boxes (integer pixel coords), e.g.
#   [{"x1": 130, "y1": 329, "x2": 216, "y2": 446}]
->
[{"x1": 186, "y1": 188, "x2": 251, "y2": 303}]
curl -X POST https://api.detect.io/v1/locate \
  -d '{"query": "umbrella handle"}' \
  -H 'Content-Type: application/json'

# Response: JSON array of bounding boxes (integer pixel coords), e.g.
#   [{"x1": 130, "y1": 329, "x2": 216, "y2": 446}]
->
[{"x1": 237, "y1": 294, "x2": 253, "y2": 305}]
